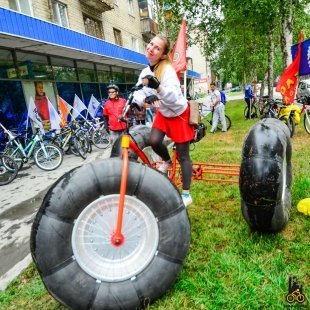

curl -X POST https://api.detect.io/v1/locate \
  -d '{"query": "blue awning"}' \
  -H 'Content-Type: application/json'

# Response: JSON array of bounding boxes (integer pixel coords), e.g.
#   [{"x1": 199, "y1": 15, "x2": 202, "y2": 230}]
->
[{"x1": 0, "y1": 7, "x2": 201, "y2": 77}]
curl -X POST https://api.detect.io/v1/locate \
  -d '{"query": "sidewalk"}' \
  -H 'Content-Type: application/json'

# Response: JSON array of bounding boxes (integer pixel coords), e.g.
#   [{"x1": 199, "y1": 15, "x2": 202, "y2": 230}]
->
[{"x1": 0, "y1": 147, "x2": 111, "y2": 290}]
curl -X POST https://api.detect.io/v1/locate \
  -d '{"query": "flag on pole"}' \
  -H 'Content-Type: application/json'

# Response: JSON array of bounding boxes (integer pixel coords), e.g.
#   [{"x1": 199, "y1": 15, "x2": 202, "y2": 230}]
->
[
  {"x1": 276, "y1": 32, "x2": 304, "y2": 104},
  {"x1": 27, "y1": 96, "x2": 45, "y2": 133},
  {"x1": 57, "y1": 96, "x2": 72, "y2": 126},
  {"x1": 171, "y1": 18, "x2": 187, "y2": 76},
  {"x1": 47, "y1": 98, "x2": 61, "y2": 131},
  {"x1": 72, "y1": 94, "x2": 87, "y2": 119},
  {"x1": 88, "y1": 94, "x2": 101, "y2": 118}
]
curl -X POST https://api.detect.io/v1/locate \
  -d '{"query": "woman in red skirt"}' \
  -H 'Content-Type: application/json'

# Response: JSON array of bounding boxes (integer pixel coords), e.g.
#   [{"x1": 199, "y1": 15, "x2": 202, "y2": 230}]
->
[{"x1": 133, "y1": 35, "x2": 194, "y2": 207}]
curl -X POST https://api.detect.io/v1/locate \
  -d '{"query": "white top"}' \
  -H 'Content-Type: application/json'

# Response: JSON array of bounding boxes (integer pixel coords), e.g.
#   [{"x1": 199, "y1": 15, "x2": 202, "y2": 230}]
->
[
  {"x1": 211, "y1": 89, "x2": 221, "y2": 104},
  {"x1": 133, "y1": 64, "x2": 188, "y2": 118}
]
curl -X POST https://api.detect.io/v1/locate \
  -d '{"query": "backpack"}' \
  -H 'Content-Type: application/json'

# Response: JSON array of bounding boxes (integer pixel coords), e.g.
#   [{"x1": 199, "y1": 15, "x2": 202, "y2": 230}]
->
[{"x1": 220, "y1": 90, "x2": 227, "y2": 104}]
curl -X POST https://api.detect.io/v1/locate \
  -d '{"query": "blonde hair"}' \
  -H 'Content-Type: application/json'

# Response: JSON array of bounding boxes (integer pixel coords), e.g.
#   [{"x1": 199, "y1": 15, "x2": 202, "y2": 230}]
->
[{"x1": 152, "y1": 35, "x2": 172, "y2": 81}]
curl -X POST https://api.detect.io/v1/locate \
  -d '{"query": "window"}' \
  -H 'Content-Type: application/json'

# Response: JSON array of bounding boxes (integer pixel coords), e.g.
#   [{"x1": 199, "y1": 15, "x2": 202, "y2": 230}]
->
[
  {"x1": 83, "y1": 15, "x2": 104, "y2": 40},
  {"x1": 16, "y1": 52, "x2": 53, "y2": 80},
  {"x1": 131, "y1": 37, "x2": 139, "y2": 52},
  {"x1": 128, "y1": 0, "x2": 134, "y2": 15},
  {"x1": 0, "y1": 49, "x2": 16, "y2": 79},
  {"x1": 76, "y1": 61, "x2": 96, "y2": 82},
  {"x1": 113, "y1": 28, "x2": 123, "y2": 46},
  {"x1": 8, "y1": 0, "x2": 33, "y2": 15},
  {"x1": 52, "y1": 1, "x2": 69, "y2": 27},
  {"x1": 96, "y1": 64, "x2": 111, "y2": 83},
  {"x1": 51, "y1": 57, "x2": 77, "y2": 82}
]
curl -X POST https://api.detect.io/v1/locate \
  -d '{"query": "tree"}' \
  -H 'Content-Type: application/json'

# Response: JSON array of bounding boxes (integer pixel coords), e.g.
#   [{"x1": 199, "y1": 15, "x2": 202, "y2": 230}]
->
[{"x1": 154, "y1": 0, "x2": 309, "y2": 95}]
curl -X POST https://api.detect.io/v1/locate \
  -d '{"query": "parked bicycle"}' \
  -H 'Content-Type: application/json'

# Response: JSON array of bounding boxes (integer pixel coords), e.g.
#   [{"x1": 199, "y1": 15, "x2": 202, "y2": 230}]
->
[
  {"x1": 198, "y1": 102, "x2": 232, "y2": 131},
  {"x1": 0, "y1": 154, "x2": 18, "y2": 186},
  {"x1": 243, "y1": 96, "x2": 270, "y2": 119},
  {"x1": 1, "y1": 124, "x2": 63, "y2": 171},
  {"x1": 297, "y1": 96, "x2": 310, "y2": 134},
  {"x1": 44, "y1": 121, "x2": 90, "y2": 159},
  {"x1": 262, "y1": 99, "x2": 295, "y2": 137}
]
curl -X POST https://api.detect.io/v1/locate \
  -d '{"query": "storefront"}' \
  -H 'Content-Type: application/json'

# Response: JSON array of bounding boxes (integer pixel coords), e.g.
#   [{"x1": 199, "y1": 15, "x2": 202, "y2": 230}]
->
[{"x1": 0, "y1": 7, "x2": 200, "y2": 134}]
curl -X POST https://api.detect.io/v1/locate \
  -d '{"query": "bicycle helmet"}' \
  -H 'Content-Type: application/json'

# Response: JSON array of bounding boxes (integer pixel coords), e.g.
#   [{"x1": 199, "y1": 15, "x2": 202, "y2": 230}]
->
[{"x1": 107, "y1": 84, "x2": 119, "y2": 92}]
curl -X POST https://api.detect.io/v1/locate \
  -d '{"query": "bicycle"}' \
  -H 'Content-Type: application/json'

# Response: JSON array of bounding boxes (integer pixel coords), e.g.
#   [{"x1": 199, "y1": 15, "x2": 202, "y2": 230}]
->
[
  {"x1": 0, "y1": 154, "x2": 18, "y2": 186},
  {"x1": 262, "y1": 99, "x2": 295, "y2": 137},
  {"x1": 297, "y1": 96, "x2": 310, "y2": 134},
  {"x1": 199, "y1": 102, "x2": 232, "y2": 131},
  {"x1": 1, "y1": 124, "x2": 63, "y2": 171},
  {"x1": 45, "y1": 121, "x2": 89, "y2": 159},
  {"x1": 31, "y1": 85, "x2": 240, "y2": 309},
  {"x1": 244, "y1": 96, "x2": 271, "y2": 119}
]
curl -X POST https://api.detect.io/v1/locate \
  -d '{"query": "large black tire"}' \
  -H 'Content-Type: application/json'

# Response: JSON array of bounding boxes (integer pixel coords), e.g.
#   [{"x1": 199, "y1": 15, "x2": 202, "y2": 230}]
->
[
  {"x1": 111, "y1": 125, "x2": 168, "y2": 164},
  {"x1": 30, "y1": 159, "x2": 190, "y2": 309},
  {"x1": 239, "y1": 118, "x2": 292, "y2": 233}
]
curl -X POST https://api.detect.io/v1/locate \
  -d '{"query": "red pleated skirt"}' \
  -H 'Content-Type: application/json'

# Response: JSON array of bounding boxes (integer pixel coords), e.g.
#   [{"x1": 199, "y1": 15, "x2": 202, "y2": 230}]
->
[{"x1": 152, "y1": 105, "x2": 195, "y2": 143}]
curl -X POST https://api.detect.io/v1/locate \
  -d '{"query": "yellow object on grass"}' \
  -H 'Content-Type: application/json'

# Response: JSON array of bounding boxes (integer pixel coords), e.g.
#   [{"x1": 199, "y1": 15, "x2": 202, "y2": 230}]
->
[
  {"x1": 279, "y1": 105, "x2": 301, "y2": 124},
  {"x1": 297, "y1": 198, "x2": 310, "y2": 215}
]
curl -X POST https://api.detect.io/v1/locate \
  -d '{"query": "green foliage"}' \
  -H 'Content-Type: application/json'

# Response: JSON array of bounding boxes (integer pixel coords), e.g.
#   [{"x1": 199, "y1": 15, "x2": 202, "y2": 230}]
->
[
  {"x1": 0, "y1": 100, "x2": 309, "y2": 309},
  {"x1": 155, "y1": 0, "x2": 310, "y2": 86}
]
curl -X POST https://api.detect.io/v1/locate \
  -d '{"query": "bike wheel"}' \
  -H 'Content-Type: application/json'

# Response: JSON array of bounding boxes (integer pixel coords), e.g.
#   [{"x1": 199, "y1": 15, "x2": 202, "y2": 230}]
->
[
  {"x1": 0, "y1": 155, "x2": 18, "y2": 185},
  {"x1": 30, "y1": 159, "x2": 190, "y2": 309},
  {"x1": 34, "y1": 144, "x2": 63, "y2": 171},
  {"x1": 216, "y1": 115, "x2": 231, "y2": 131},
  {"x1": 91, "y1": 128, "x2": 111, "y2": 149},
  {"x1": 304, "y1": 110, "x2": 310, "y2": 134},
  {"x1": 70, "y1": 135, "x2": 88, "y2": 159},
  {"x1": 239, "y1": 118, "x2": 292, "y2": 233},
  {"x1": 3, "y1": 144, "x2": 24, "y2": 170},
  {"x1": 244, "y1": 105, "x2": 257, "y2": 119}
]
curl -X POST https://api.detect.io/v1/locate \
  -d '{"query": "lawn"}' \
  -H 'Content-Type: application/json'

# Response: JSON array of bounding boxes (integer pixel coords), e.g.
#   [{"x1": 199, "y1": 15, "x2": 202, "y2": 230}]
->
[{"x1": 0, "y1": 99, "x2": 309, "y2": 309}]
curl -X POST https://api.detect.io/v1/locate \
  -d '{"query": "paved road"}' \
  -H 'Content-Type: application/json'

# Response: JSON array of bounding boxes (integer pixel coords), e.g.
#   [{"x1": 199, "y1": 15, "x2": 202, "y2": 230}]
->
[{"x1": 0, "y1": 147, "x2": 110, "y2": 290}]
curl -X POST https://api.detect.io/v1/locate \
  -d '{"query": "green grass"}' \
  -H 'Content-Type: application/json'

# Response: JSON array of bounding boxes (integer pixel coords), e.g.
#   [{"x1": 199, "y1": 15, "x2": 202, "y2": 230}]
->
[{"x1": 0, "y1": 100, "x2": 309, "y2": 309}]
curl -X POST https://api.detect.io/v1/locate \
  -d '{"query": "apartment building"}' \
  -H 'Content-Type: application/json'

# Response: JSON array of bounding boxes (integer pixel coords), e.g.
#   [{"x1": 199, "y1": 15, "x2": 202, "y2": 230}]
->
[{"x1": 0, "y1": 0, "x2": 200, "y2": 133}]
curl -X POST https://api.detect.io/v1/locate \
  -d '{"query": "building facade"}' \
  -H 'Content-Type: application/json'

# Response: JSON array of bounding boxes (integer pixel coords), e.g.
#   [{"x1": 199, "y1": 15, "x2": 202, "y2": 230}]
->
[{"x1": 0, "y1": 1, "x2": 200, "y2": 136}]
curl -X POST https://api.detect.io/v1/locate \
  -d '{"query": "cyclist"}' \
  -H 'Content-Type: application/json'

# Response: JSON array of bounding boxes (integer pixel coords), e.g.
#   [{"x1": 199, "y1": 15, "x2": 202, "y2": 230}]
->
[
  {"x1": 103, "y1": 84, "x2": 126, "y2": 144},
  {"x1": 244, "y1": 80, "x2": 256, "y2": 119},
  {"x1": 133, "y1": 35, "x2": 195, "y2": 207},
  {"x1": 210, "y1": 82, "x2": 227, "y2": 132}
]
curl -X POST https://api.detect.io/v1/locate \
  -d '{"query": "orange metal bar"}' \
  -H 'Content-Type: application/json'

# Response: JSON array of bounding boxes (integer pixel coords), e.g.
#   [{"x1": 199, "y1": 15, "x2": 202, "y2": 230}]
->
[
  {"x1": 169, "y1": 161, "x2": 240, "y2": 185},
  {"x1": 114, "y1": 135, "x2": 130, "y2": 243}
]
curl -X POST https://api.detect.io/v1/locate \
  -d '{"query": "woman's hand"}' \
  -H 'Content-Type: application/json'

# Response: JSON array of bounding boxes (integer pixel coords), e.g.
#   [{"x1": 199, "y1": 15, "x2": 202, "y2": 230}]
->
[
  {"x1": 142, "y1": 75, "x2": 160, "y2": 89},
  {"x1": 145, "y1": 95, "x2": 161, "y2": 108}
]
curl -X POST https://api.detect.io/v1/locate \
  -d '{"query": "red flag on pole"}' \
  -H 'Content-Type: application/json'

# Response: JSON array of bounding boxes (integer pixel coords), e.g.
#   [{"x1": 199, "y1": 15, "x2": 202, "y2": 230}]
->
[
  {"x1": 276, "y1": 33, "x2": 304, "y2": 104},
  {"x1": 171, "y1": 19, "x2": 187, "y2": 75}
]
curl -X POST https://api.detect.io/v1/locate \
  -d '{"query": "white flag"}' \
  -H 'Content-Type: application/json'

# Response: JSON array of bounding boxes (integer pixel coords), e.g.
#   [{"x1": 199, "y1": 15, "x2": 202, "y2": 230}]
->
[
  {"x1": 27, "y1": 96, "x2": 44, "y2": 133},
  {"x1": 47, "y1": 98, "x2": 61, "y2": 131},
  {"x1": 88, "y1": 94, "x2": 101, "y2": 118},
  {"x1": 72, "y1": 94, "x2": 87, "y2": 118}
]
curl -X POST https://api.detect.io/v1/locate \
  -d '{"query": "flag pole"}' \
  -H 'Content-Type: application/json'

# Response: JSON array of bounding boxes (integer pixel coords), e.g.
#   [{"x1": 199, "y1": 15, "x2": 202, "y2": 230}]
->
[{"x1": 183, "y1": 70, "x2": 187, "y2": 98}]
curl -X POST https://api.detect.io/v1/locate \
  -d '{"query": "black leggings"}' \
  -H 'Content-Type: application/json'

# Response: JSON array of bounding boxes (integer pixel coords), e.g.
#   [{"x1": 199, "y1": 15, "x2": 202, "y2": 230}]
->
[{"x1": 150, "y1": 128, "x2": 192, "y2": 190}]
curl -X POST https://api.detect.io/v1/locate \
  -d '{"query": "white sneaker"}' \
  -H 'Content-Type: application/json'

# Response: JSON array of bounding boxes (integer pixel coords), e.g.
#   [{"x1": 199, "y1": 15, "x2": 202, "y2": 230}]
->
[
  {"x1": 182, "y1": 194, "x2": 193, "y2": 208},
  {"x1": 157, "y1": 160, "x2": 172, "y2": 174}
]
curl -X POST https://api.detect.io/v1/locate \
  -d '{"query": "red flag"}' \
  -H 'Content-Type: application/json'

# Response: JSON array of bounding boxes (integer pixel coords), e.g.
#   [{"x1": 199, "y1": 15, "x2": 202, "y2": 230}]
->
[
  {"x1": 276, "y1": 33, "x2": 304, "y2": 104},
  {"x1": 171, "y1": 19, "x2": 187, "y2": 75}
]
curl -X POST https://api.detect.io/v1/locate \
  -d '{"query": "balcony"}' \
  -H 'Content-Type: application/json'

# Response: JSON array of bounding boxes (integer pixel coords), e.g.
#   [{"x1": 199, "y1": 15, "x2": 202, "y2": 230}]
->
[
  {"x1": 79, "y1": 0, "x2": 113, "y2": 13},
  {"x1": 140, "y1": 18, "x2": 158, "y2": 41}
]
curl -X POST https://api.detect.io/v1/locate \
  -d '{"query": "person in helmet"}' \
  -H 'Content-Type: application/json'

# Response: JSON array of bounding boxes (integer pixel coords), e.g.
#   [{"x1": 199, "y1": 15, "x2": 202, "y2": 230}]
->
[{"x1": 103, "y1": 84, "x2": 126, "y2": 143}]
